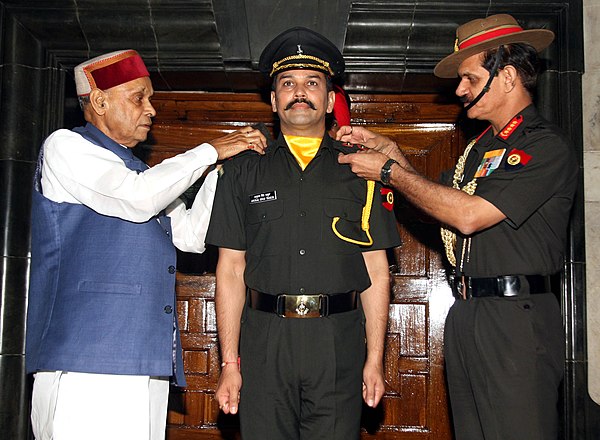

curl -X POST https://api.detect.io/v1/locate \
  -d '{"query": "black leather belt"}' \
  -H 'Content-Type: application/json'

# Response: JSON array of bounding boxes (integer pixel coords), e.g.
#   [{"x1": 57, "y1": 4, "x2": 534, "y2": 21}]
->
[
  {"x1": 248, "y1": 289, "x2": 358, "y2": 318},
  {"x1": 452, "y1": 275, "x2": 551, "y2": 300}
]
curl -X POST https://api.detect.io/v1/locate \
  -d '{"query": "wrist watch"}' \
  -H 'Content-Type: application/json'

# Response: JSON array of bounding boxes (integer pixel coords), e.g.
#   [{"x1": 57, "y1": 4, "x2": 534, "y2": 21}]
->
[{"x1": 380, "y1": 158, "x2": 398, "y2": 185}]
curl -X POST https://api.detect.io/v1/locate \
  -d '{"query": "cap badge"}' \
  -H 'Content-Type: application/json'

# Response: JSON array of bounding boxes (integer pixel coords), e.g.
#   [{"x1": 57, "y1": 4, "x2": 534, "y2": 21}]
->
[{"x1": 297, "y1": 45, "x2": 303, "y2": 55}]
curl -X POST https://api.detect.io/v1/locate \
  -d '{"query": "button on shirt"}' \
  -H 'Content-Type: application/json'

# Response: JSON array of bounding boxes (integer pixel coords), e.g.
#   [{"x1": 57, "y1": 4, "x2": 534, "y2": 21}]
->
[
  {"x1": 206, "y1": 134, "x2": 401, "y2": 295},
  {"x1": 454, "y1": 105, "x2": 578, "y2": 277},
  {"x1": 40, "y1": 128, "x2": 219, "y2": 253}
]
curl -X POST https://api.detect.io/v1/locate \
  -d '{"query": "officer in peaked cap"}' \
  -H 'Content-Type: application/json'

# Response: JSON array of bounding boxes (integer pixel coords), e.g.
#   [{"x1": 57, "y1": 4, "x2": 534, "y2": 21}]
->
[{"x1": 208, "y1": 26, "x2": 400, "y2": 440}]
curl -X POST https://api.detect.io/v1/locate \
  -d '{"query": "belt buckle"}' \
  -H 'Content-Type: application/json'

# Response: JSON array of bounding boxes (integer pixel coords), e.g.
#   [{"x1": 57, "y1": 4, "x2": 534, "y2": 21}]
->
[
  {"x1": 278, "y1": 294, "x2": 321, "y2": 318},
  {"x1": 497, "y1": 275, "x2": 521, "y2": 297},
  {"x1": 453, "y1": 275, "x2": 469, "y2": 300}
]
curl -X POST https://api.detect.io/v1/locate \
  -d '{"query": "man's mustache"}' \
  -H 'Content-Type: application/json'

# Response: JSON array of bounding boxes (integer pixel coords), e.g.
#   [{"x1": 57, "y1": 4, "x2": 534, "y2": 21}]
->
[
  {"x1": 285, "y1": 98, "x2": 317, "y2": 110},
  {"x1": 459, "y1": 95, "x2": 470, "y2": 104}
]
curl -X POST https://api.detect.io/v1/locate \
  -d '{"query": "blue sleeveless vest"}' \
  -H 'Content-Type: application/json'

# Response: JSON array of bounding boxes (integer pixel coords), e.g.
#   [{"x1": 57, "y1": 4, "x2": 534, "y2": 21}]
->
[{"x1": 26, "y1": 123, "x2": 186, "y2": 386}]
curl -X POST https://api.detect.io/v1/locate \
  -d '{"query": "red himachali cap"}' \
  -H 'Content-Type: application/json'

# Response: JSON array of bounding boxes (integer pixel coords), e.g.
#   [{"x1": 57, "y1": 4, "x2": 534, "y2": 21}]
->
[{"x1": 74, "y1": 49, "x2": 150, "y2": 96}]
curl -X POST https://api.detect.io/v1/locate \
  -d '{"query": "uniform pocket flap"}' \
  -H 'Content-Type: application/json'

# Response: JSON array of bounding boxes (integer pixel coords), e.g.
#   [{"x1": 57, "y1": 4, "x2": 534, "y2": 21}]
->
[
  {"x1": 323, "y1": 198, "x2": 363, "y2": 222},
  {"x1": 246, "y1": 200, "x2": 284, "y2": 224}
]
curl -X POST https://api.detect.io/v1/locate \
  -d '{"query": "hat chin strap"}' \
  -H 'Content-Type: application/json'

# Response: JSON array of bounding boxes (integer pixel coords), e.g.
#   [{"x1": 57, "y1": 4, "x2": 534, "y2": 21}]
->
[{"x1": 463, "y1": 45, "x2": 504, "y2": 112}]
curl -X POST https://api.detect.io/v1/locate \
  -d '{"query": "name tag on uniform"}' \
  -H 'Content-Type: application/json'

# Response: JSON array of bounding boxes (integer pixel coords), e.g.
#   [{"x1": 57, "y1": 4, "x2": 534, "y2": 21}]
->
[
  {"x1": 249, "y1": 191, "x2": 277, "y2": 204},
  {"x1": 474, "y1": 148, "x2": 506, "y2": 178}
]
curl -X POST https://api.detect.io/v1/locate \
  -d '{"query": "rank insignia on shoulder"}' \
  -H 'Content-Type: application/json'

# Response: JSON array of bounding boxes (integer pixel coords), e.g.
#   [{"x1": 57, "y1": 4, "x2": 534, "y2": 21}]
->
[
  {"x1": 380, "y1": 187, "x2": 394, "y2": 211},
  {"x1": 499, "y1": 115, "x2": 523, "y2": 140},
  {"x1": 504, "y1": 148, "x2": 532, "y2": 171},
  {"x1": 342, "y1": 142, "x2": 366, "y2": 150}
]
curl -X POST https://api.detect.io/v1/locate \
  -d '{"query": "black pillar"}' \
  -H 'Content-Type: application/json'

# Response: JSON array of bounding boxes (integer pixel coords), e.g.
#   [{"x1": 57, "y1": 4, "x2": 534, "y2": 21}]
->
[{"x1": 0, "y1": 12, "x2": 48, "y2": 439}]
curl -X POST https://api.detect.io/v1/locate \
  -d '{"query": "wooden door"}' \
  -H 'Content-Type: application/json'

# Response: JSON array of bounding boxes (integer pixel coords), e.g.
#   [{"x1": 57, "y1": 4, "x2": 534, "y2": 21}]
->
[{"x1": 141, "y1": 92, "x2": 463, "y2": 440}]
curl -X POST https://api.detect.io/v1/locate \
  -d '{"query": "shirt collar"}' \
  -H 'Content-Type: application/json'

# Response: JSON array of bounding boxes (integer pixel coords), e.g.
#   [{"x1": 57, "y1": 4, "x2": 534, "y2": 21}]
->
[{"x1": 270, "y1": 131, "x2": 338, "y2": 155}]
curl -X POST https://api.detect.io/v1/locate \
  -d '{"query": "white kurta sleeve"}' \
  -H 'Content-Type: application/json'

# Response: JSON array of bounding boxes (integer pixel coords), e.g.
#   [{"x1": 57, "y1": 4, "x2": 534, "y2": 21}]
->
[
  {"x1": 41, "y1": 129, "x2": 218, "y2": 223},
  {"x1": 166, "y1": 167, "x2": 219, "y2": 253}
]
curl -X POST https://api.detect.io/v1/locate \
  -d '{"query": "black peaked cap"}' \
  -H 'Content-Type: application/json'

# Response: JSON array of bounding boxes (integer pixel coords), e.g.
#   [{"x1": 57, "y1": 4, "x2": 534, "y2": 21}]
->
[{"x1": 258, "y1": 26, "x2": 345, "y2": 78}]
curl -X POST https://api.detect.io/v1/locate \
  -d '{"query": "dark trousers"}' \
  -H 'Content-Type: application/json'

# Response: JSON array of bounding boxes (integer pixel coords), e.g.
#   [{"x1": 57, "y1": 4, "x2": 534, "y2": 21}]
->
[
  {"x1": 238, "y1": 305, "x2": 366, "y2": 440},
  {"x1": 444, "y1": 293, "x2": 564, "y2": 440}
]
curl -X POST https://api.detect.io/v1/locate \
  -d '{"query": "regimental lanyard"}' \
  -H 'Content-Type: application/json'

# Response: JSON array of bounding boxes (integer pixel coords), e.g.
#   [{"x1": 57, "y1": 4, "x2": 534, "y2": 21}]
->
[
  {"x1": 332, "y1": 180, "x2": 375, "y2": 246},
  {"x1": 440, "y1": 127, "x2": 492, "y2": 270}
]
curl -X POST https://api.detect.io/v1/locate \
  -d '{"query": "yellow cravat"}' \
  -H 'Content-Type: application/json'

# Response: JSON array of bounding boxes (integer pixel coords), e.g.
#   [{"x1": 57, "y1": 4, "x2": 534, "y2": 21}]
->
[{"x1": 284, "y1": 135, "x2": 321, "y2": 171}]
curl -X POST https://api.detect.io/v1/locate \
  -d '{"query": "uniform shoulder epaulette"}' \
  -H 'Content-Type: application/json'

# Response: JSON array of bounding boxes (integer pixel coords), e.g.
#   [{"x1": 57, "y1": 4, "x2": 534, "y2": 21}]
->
[
  {"x1": 227, "y1": 148, "x2": 262, "y2": 161},
  {"x1": 498, "y1": 114, "x2": 524, "y2": 140},
  {"x1": 339, "y1": 141, "x2": 367, "y2": 152}
]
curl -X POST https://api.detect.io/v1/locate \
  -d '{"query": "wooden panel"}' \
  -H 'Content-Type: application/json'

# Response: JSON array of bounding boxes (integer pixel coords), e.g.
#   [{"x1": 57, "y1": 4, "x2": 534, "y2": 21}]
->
[{"x1": 146, "y1": 91, "x2": 463, "y2": 440}]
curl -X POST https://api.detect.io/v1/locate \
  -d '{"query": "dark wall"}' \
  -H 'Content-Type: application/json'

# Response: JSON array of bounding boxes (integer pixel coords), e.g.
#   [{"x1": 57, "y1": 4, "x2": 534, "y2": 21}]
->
[{"x1": 0, "y1": 1, "x2": 594, "y2": 438}]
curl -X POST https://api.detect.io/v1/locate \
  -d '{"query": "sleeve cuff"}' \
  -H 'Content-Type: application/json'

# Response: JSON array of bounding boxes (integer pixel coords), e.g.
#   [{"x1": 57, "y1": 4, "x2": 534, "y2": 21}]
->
[{"x1": 191, "y1": 143, "x2": 219, "y2": 164}]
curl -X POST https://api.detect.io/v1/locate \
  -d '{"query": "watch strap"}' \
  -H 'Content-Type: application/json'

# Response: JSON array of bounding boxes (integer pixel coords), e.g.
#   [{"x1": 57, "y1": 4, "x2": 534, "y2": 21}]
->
[{"x1": 380, "y1": 158, "x2": 398, "y2": 185}]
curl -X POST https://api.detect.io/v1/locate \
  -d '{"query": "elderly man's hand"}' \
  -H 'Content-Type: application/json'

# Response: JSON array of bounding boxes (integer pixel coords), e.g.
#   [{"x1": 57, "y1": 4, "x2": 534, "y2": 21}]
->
[{"x1": 210, "y1": 126, "x2": 267, "y2": 160}]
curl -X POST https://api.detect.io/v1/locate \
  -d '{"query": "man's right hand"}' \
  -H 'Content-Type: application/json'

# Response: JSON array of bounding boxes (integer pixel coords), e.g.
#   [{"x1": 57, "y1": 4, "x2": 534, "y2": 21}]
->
[
  {"x1": 210, "y1": 126, "x2": 267, "y2": 160},
  {"x1": 335, "y1": 126, "x2": 398, "y2": 157},
  {"x1": 215, "y1": 365, "x2": 242, "y2": 414},
  {"x1": 336, "y1": 125, "x2": 411, "y2": 169}
]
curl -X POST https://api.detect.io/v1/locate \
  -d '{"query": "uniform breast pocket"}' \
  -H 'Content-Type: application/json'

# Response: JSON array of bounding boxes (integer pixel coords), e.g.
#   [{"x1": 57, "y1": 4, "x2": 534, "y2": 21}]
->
[
  {"x1": 246, "y1": 199, "x2": 286, "y2": 256},
  {"x1": 323, "y1": 197, "x2": 366, "y2": 252}
]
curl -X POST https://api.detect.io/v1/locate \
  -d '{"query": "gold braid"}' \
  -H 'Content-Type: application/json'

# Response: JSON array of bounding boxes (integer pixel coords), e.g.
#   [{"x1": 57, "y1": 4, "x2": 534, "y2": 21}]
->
[{"x1": 440, "y1": 138, "x2": 478, "y2": 267}]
